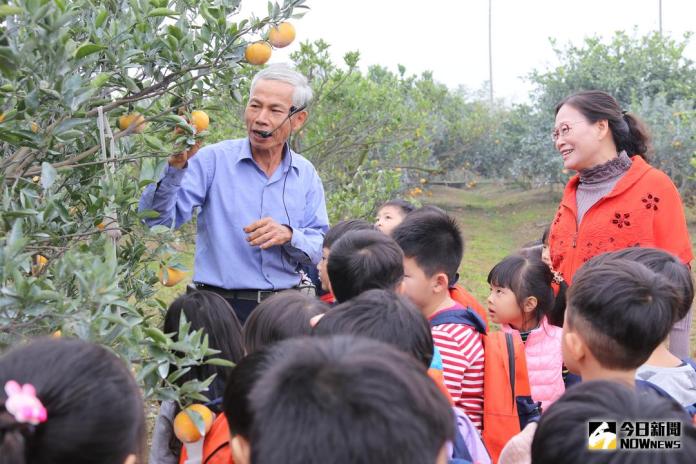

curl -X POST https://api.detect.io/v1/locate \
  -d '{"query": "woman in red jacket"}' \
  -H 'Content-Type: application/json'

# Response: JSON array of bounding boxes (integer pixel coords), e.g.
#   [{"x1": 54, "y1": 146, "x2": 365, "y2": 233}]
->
[{"x1": 548, "y1": 90, "x2": 693, "y2": 358}]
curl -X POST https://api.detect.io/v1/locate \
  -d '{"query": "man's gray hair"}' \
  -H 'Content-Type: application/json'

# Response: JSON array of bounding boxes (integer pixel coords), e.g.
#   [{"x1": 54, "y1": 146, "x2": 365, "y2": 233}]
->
[{"x1": 250, "y1": 64, "x2": 313, "y2": 109}]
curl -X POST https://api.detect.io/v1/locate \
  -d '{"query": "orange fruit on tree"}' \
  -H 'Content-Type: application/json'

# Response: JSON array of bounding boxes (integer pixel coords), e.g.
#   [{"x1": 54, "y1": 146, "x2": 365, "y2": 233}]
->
[
  {"x1": 31, "y1": 254, "x2": 48, "y2": 276},
  {"x1": 159, "y1": 266, "x2": 187, "y2": 287},
  {"x1": 173, "y1": 404, "x2": 215, "y2": 443},
  {"x1": 0, "y1": 113, "x2": 5, "y2": 123},
  {"x1": 30, "y1": 121, "x2": 39, "y2": 133},
  {"x1": 245, "y1": 41, "x2": 272, "y2": 65},
  {"x1": 268, "y1": 22, "x2": 296, "y2": 48},
  {"x1": 190, "y1": 110, "x2": 209, "y2": 133},
  {"x1": 118, "y1": 113, "x2": 147, "y2": 133}
]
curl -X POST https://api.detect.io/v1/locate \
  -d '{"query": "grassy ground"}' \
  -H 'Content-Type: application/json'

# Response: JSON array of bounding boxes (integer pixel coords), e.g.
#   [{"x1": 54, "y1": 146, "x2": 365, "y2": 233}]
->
[{"x1": 426, "y1": 182, "x2": 696, "y2": 356}]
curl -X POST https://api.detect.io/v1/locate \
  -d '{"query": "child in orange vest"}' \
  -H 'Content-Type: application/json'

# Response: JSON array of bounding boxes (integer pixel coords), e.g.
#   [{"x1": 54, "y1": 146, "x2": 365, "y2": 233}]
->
[{"x1": 149, "y1": 291, "x2": 244, "y2": 464}]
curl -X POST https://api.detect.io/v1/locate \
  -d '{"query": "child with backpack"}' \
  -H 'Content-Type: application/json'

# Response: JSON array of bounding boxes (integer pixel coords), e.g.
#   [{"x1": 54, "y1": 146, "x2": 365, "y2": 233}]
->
[
  {"x1": 391, "y1": 211, "x2": 486, "y2": 430},
  {"x1": 585, "y1": 248, "x2": 696, "y2": 417},
  {"x1": 394, "y1": 211, "x2": 540, "y2": 462},
  {"x1": 149, "y1": 291, "x2": 245, "y2": 464},
  {"x1": 0, "y1": 338, "x2": 145, "y2": 464},
  {"x1": 487, "y1": 253, "x2": 565, "y2": 411},
  {"x1": 499, "y1": 252, "x2": 684, "y2": 464}
]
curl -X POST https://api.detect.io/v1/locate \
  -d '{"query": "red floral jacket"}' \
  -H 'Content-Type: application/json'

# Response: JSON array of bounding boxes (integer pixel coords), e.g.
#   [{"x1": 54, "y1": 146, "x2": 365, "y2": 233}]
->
[{"x1": 549, "y1": 156, "x2": 693, "y2": 284}]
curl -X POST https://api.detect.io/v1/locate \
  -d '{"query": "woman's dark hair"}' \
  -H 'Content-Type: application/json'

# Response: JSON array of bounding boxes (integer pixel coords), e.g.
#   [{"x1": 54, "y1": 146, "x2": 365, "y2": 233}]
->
[
  {"x1": 0, "y1": 338, "x2": 145, "y2": 464},
  {"x1": 584, "y1": 247, "x2": 694, "y2": 324},
  {"x1": 555, "y1": 90, "x2": 652, "y2": 161},
  {"x1": 313, "y1": 289, "x2": 434, "y2": 368},
  {"x1": 243, "y1": 290, "x2": 327, "y2": 354},
  {"x1": 532, "y1": 380, "x2": 696, "y2": 464},
  {"x1": 378, "y1": 199, "x2": 415, "y2": 216},
  {"x1": 487, "y1": 253, "x2": 555, "y2": 327},
  {"x1": 541, "y1": 225, "x2": 551, "y2": 246},
  {"x1": 164, "y1": 291, "x2": 245, "y2": 402}
]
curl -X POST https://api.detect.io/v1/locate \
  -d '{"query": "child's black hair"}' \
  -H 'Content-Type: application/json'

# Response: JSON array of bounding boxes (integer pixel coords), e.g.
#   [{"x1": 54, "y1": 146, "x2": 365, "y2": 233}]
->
[
  {"x1": 327, "y1": 230, "x2": 404, "y2": 302},
  {"x1": 586, "y1": 248, "x2": 694, "y2": 324},
  {"x1": 378, "y1": 199, "x2": 415, "y2": 216},
  {"x1": 532, "y1": 380, "x2": 696, "y2": 463},
  {"x1": 0, "y1": 338, "x2": 145, "y2": 464},
  {"x1": 243, "y1": 290, "x2": 328, "y2": 354},
  {"x1": 249, "y1": 336, "x2": 454, "y2": 464},
  {"x1": 487, "y1": 253, "x2": 555, "y2": 328},
  {"x1": 312, "y1": 289, "x2": 434, "y2": 368},
  {"x1": 163, "y1": 291, "x2": 245, "y2": 402},
  {"x1": 392, "y1": 211, "x2": 463, "y2": 284},
  {"x1": 223, "y1": 349, "x2": 272, "y2": 439},
  {"x1": 323, "y1": 219, "x2": 375, "y2": 249},
  {"x1": 567, "y1": 257, "x2": 680, "y2": 369}
]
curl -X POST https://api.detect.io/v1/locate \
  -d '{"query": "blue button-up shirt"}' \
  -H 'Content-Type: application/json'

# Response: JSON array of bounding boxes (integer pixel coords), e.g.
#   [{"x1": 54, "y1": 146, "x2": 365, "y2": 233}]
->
[{"x1": 138, "y1": 138, "x2": 329, "y2": 290}]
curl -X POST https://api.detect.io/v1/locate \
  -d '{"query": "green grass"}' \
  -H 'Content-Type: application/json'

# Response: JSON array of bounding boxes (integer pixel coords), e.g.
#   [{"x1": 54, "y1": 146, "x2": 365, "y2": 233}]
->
[{"x1": 427, "y1": 183, "x2": 563, "y2": 304}]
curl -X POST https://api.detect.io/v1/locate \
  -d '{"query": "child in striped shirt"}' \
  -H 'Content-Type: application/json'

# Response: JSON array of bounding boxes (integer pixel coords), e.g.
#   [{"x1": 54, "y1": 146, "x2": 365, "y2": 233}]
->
[{"x1": 392, "y1": 210, "x2": 485, "y2": 430}]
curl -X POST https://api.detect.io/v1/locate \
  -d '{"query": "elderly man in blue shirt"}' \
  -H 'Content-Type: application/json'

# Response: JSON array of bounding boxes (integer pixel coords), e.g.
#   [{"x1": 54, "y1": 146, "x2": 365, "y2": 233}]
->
[{"x1": 139, "y1": 64, "x2": 329, "y2": 323}]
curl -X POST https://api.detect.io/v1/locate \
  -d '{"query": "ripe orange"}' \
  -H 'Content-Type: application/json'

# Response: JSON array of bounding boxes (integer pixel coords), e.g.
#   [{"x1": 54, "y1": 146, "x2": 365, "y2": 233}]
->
[
  {"x1": 173, "y1": 404, "x2": 215, "y2": 443},
  {"x1": 268, "y1": 22, "x2": 296, "y2": 48},
  {"x1": 118, "y1": 113, "x2": 147, "y2": 133},
  {"x1": 245, "y1": 41, "x2": 272, "y2": 65},
  {"x1": 30, "y1": 121, "x2": 39, "y2": 133},
  {"x1": 190, "y1": 110, "x2": 209, "y2": 133},
  {"x1": 32, "y1": 254, "x2": 48, "y2": 276},
  {"x1": 159, "y1": 266, "x2": 187, "y2": 287},
  {"x1": 0, "y1": 113, "x2": 5, "y2": 123}
]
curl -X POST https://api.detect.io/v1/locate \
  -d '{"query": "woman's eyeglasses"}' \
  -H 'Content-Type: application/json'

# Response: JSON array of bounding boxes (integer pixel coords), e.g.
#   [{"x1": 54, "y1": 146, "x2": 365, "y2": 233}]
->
[{"x1": 551, "y1": 121, "x2": 587, "y2": 142}]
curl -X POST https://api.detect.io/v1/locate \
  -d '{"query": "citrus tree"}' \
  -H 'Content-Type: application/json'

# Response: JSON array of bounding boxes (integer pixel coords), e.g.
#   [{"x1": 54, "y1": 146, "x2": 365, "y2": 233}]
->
[{"x1": 0, "y1": 0, "x2": 306, "y2": 405}]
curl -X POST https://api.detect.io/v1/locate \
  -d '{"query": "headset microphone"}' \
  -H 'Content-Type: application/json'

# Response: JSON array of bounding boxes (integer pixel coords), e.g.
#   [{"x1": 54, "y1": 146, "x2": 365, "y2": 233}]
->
[{"x1": 255, "y1": 105, "x2": 306, "y2": 138}]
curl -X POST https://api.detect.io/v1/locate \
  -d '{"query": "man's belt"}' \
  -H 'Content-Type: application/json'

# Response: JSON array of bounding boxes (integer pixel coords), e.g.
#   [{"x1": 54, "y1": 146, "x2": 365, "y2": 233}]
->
[{"x1": 193, "y1": 283, "x2": 282, "y2": 303}]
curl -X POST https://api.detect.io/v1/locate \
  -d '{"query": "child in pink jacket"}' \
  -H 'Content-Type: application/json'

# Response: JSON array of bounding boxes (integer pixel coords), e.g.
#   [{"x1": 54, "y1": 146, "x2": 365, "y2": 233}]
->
[{"x1": 487, "y1": 252, "x2": 565, "y2": 411}]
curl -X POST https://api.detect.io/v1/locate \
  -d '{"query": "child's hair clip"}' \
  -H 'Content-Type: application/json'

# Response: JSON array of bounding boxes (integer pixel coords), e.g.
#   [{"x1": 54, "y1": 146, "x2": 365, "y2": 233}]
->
[{"x1": 4, "y1": 380, "x2": 48, "y2": 425}]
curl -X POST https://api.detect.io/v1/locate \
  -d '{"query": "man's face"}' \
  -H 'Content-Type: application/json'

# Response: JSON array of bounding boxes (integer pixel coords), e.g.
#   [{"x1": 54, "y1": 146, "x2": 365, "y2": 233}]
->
[{"x1": 245, "y1": 79, "x2": 304, "y2": 152}]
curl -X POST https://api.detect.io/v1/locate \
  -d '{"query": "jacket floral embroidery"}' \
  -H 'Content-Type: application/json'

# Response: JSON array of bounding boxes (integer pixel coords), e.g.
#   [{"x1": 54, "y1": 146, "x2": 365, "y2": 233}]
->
[{"x1": 549, "y1": 156, "x2": 693, "y2": 284}]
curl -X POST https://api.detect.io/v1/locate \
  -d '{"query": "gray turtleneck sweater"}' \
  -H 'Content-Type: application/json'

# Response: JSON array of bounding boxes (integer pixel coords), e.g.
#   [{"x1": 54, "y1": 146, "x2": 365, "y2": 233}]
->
[{"x1": 576, "y1": 151, "x2": 632, "y2": 224}]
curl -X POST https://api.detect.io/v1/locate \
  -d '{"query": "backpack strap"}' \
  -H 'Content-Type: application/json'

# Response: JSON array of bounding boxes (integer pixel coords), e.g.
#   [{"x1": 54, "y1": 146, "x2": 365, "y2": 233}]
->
[
  {"x1": 506, "y1": 332, "x2": 515, "y2": 405},
  {"x1": 451, "y1": 414, "x2": 474, "y2": 462},
  {"x1": 430, "y1": 308, "x2": 487, "y2": 334}
]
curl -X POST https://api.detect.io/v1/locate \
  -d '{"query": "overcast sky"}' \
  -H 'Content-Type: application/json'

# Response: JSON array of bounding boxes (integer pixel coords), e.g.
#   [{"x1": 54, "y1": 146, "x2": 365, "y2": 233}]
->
[{"x1": 241, "y1": 0, "x2": 696, "y2": 103}]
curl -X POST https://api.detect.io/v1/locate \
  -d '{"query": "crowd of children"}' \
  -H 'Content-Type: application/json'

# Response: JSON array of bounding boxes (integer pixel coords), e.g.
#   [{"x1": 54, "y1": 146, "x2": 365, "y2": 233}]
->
[{"x1": 2, "y1": 195, "x2": 696, "y2": 464}]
